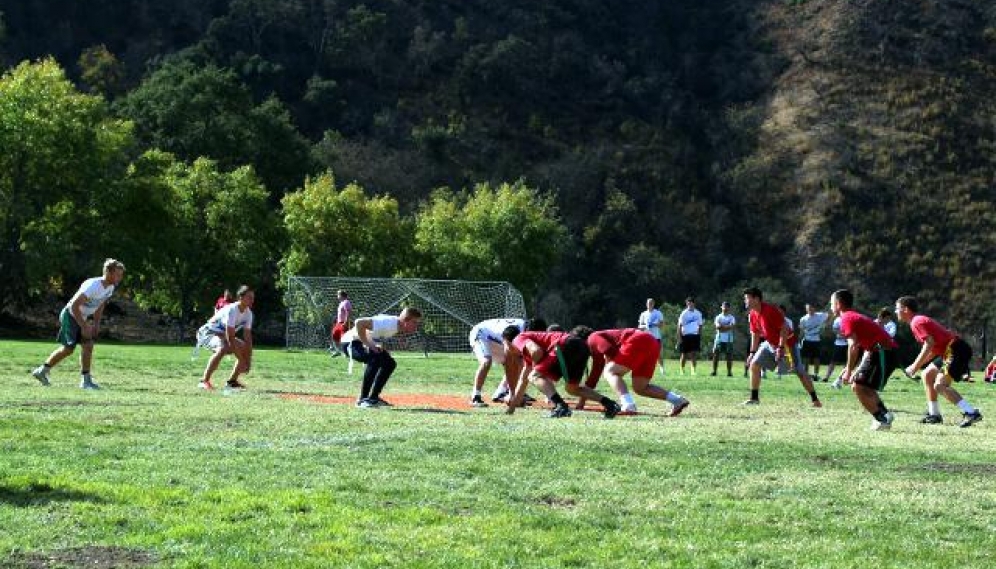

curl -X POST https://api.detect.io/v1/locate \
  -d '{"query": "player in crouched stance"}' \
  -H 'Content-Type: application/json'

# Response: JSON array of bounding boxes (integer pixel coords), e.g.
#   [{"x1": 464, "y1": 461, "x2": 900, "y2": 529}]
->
[
  {"x1": 198, "y1": 285, "x2": 255, "y2": 391},
  {"x1": 830, "y1": 289, "x2": 898, "y2": 431},
  {"x1": 467, "y1": 317, "x2": 546, "y2": 407},
  {"x1": 504, "y1": 328, "x2": 622, "y2": 419},
  {"x1": 339, "y1": 307, "x2": 422, "y2": 408},
  {"x1": 32, "y1": 258, "x2": 125, "y2": 389},
  {"x1": 742, "y1": 287, "x2": 822, "y2": 408},
  {"x1": 894, "y1": 296, "x2": 983, "y2": 428},
  {"x1": 582, "y1": 328, "x2": 689, "y2": 416}
]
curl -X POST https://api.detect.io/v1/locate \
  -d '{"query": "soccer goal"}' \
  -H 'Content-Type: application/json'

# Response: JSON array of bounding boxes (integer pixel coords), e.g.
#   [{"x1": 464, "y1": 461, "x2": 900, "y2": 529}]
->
[{"x1": 285, "y1": 276, "x2": 527, "y2": 353}]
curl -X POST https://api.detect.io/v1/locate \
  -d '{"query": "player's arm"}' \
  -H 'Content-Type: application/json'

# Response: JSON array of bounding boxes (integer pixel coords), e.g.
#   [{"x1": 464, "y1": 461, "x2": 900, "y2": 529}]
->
[
  {"x1": 91, "y1": 301, "x2": 107, "y2": 338},
  {"x1": 354, "y1": 317, "x2": 378, "y2": 351},
  {"x1": 842, "y1": 337, "x2": 860, "y2": 382},
  {"x1": 506, "y1": 360, "x2": 533, "y2": 414},
  {"x1": 905, "y1": 335, "x2": 934, "y2": 378},
  {"x1": 70, "y1": 293, "x2": 93, "y2": 339}
]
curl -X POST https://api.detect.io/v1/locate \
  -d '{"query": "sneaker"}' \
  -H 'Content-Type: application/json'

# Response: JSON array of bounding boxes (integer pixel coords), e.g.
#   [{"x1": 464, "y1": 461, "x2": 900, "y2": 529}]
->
[
  {"x1": 198, "y1": 380, "x2": 215, "y2": 391},
  {"x1": 812, "y1": 400, "x2": 823, "y2": 408},
  {"x1": 830, "y1": 380, "x2": 842, "y2": 390},
  {"x1": 470, "y1": 395, "x2": 488, "y2": 408},
  {"x1": 602, "y1": 400, "x2": 622, "y2": 419},
  {"x1": 356, "y1": 398, "x2": 374, "y2": 408},
  {"x1": 742, "y1": 399, "x2": 760, "y2": 406},
  {"x1": 368, "y1": 397, "x2": 392, "y2": 407},
  {"x1": 522, "y1": 394, "x2": 537, "y2": 405},
  {"x1": 548, "y1": 404, "x2": 572, "y2": 418},
  {"x1": 920, "y1": 413, "x2": 943, "y2": 424},
  {"x1": 709, "y1": 371, "x2": 717, "y2": 377},
  {"x1": 226, "y1": 379, "x2": 246, "y2": 390},
  {"x1": 871, "y1": 412, "x2": 895, "y2": 431},
  {"x1": 670, "y1": 399, "x2": 690, "y2": 417},
  {"x1": 31, "y1": 366, "x2": 51, "y2": 386},
  {"x1": 959, "y1": 411, "x2": 983, "y2": 428},
  {"x1": 80, "y1": 378, "x2": 101, "y2": 390},
  {"x1": 491, "y1": 390, "x2": 509, "y2": 403},
  {"x1": 620, "y1": 403, "x2": 638, "y2": 415}
]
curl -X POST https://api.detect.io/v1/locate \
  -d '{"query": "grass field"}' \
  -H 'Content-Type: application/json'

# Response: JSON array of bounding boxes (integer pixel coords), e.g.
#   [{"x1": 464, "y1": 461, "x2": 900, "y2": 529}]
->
[{"x1": 2, "y1": 339, "x2": 995, "y2": 568}]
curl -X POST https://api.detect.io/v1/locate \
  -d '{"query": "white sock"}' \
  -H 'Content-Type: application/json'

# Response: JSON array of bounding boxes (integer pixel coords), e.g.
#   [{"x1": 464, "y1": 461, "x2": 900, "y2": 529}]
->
[
  {"x1": 472, "y1": 389, "x2": 482, "y2": 398},
  {"x1": 665, "y1": 392, "x2": 683, "y2": 405},
  {"x1": 957, "y1": 399, "x2": 976, "y2": 414},
  {"x1": 621, "y1": 393, "x2": 636, "y2": 407},
  {"x1": 927, "y1": 401, "x2": 941, "y2": 416}
]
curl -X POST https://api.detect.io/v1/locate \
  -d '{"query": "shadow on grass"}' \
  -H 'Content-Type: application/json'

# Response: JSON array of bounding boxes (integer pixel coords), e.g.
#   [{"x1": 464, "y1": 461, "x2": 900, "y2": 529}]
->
[
  {"x1": 0, "y1": 482, "x2": 105, "y2": 507},
  {"x1": 392, "y1": 408, "x2": 470, "y2": 416}
]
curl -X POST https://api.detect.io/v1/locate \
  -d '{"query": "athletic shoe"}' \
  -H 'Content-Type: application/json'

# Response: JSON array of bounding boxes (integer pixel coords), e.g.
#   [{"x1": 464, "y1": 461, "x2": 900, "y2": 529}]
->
[
  {"x1": 198, "y1": 380, "x2": 215, "y2": 391},
  {"x1": 830, "y1": 380, "x2": 842, "y2": 390},
  {"x1": 602, "y1": 400, "x2": 622, "y2": 419},
  {"x1": 226, "y1": 379, "x2": 246, "y2": 390},
  {"x1": 470, "y1": 395, "x2": 488, "y2": 408},
  {"x1": 742, "y1": 399, "x2": 760, "y2": 406},
  {"x1": 522, "y1": 394, "x2": 537, "y2": 405},
  {"x1": 871, "y1": 412, "x2": 894, "y2": 431},
  {"x1": 620, "y1": 403, "x2": 638, "y2": 414},
  {"x1": 491, "y1": 390, "x2": 509, "y2": 403},
  {"x1": 709, "y1": 371, "x2": 717, "y2": 377},
  {"x1": 959, "y1": 411, "x2": 983, "y2": 428},
  {"x1": 31, "y1": 366, "x2": 51, "y2": 386},
  {"x1": 548, "y1": 404, "x2": 572, "y2": 418},
  {"x1": 920, "y1": 413, "x2": 943, "y2": 424},
  {"x1": 80, "y1": 378, "x2": 101, "y2": 390},
  {"x1": 670, "y1": 399, "x2": 690, "y2": 417},
  {"x1": 812, "y1": 400, "x2": 823, "y2": 408},
  {"x1": 368, "y1": 397, "x2": 392, "y2": 407},
  {"x1": 356, "y1": 398, "x2": 374, "y2": 408}
]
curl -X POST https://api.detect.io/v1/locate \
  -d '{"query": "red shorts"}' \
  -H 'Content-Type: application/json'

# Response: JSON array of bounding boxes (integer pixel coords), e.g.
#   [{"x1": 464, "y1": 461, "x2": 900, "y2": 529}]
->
[
  {"x1": 613, "y1": 332, "x2": 659, "y2": 378},
  {"x1": 331, "y1": 322, "x2": 346, "y2": 343},
  {"x1": 533, "y1": 353, "x2": 568, "y2": 383}
]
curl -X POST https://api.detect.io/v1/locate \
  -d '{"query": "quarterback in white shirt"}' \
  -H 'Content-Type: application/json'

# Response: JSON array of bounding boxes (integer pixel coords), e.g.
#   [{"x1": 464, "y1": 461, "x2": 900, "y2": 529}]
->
[
  {"x1": 677, "y1": 297, "x2": 704, "y2": 375},
  {"x1": 198, "y1": 285, "x2": 255, "y2": 391},
  {"x1": 32, "y1": 258, "x2": 125, "y2": 390},
  {"x1": 638, "y1": 298, "x2": 666, "y2": 373},
  {"x1": 711, "y1": 301, "x2": 736, "y2": 377},
  {"x1": 798, "y1": 303, "x2": 829, "y2": 378}
]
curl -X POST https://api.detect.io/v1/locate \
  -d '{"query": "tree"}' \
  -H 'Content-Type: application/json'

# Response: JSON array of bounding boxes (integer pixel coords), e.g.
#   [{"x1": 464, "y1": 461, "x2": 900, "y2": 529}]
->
[
  {"x1": 411, "y1": 180, "x2": 567, "y2": 298},
  {"x1": 115, "y1": 57, "x2": 313, "y2": 195},
  {"x1": 78, "y1": 44, "x2": 126, "y2": 97},
  {"x1": 121, "y1": 151, "x2": 280, "y2": 329},
  {"x1": 281, "y1": 171, "x2": 411, "y2": 283},
  {"x1": 0, "y1": 58, "x2": 133, "y2": 306}
]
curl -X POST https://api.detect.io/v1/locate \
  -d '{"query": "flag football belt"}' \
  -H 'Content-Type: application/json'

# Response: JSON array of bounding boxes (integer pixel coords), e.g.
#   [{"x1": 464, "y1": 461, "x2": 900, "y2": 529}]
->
[{"x1": 555, "y1": 346, "x2": 569, "y2": 381}]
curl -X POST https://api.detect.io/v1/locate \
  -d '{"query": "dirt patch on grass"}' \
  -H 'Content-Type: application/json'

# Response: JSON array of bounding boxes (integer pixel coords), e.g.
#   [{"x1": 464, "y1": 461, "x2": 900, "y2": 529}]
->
[
  {"x1": 274, "y1": 391, "x2": 632, "y2": 415},
  {"x1": 5, "y1": 546, "x2": 157, "y2": 569},
  {"x1": 538, "y1": 494, "x2": 577, "y2": 508},
  {"x1": 916, "y1": 462, "x2": 996, "y2": 475}
]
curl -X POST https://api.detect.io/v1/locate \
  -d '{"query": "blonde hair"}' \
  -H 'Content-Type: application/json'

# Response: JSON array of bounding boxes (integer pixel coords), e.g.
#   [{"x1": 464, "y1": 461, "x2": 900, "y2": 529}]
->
[{"x1": 103, "y1": 258, "x2": 125, "y2": 273}]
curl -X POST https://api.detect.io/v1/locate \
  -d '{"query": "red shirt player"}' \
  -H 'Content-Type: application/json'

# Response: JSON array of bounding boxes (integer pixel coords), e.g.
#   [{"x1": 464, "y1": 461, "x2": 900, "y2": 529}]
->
[
  {"x1": 505, "y1": 330, "x2": 621, "y2": 419},
  {"x1": 831, "y1": 289, "x2": 896, "y2": 431},
  {"x1": 742, "y1": 287, "x2": 821, "y2": 407},
  {"x1": 582, "y1": 328, "x2": 689, "y2": 416}
]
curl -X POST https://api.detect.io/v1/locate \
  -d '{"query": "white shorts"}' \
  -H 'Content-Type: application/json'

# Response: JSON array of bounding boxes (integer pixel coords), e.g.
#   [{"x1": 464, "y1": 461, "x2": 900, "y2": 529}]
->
[
  {"x1": 751, "y1": 342, "x2": 804, "y2": 374},
  {"x1": 469, "y1": 328, "x2": 506, "y2": 365}
]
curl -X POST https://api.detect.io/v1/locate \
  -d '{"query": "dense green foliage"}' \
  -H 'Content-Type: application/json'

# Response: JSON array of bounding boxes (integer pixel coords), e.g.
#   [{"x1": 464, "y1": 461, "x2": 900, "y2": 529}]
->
[
  {"x1": 2, "y1": 341, "x2": 995, "y2": 567},
  {"x1": 1, "y1": 0, "x2": 995, "y2": 333}
]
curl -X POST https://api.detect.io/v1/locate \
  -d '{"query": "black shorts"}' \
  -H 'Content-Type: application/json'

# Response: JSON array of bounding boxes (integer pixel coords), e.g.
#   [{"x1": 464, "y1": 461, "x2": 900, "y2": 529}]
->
[
  {"x1": 680, "y1": 334, "x2": 701, "y2": 354},
  {"x1": 943, "y1": 338, "x2": 972, "y2": 381},
  {"x1": 831, "y1": 344, "x2": 848, "y2": 364},
  {"x1": 853, "y1": 348, "x2": 897, "y2": 392},
  {"x1": 800, "y1": 339, "x2": 821, "y2": 359}
]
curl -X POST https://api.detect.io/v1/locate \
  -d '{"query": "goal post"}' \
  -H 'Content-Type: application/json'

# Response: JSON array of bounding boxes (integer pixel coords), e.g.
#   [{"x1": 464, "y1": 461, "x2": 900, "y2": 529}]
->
[{"x1": 284, "y1": 276, "x2": 527, "y2": 353}]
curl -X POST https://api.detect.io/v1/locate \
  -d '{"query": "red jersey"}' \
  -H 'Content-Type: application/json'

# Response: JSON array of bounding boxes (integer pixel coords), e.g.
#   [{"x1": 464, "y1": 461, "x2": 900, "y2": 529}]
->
[
  {"x1": 839, "y1": 310, "x2": 897, "y2": 350},
  {"x1": 910, "y1": 314, "x2": 957, "y2": 357},
  {"x1": 586, "y1": 328, "x2": 651, "y2": 379},
  {"x1": 512, "y1": 331, "x2": 569, "y2": 367},
  {"x1": 214, "y1": 296, "x2": 232, "y2": 311},
  {"x1": 749, "y1": 302, "x2": 795, "y2": 348}
]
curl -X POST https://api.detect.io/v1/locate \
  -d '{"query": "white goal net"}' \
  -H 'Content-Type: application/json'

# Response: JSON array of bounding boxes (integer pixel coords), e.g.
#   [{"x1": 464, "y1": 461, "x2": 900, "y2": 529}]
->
[{"x1": 285, "y1": 276, "x2": 527, "y2": 353}]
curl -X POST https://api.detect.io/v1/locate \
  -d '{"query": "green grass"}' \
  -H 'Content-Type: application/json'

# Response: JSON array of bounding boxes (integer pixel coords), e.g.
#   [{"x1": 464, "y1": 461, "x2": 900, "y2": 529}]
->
[{"x1": 2, "y1": 339, "x2": 995, "y2": 568}]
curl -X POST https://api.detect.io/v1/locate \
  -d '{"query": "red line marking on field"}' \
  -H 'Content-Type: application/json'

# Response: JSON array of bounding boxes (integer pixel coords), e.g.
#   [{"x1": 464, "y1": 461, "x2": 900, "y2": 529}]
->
[{"x1": 274, "y1": 392, "x2": 630, "y2": 414}]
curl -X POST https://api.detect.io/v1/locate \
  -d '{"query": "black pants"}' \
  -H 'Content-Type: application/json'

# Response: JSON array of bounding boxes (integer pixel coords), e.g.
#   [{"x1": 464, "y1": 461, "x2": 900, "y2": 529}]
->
[{"x1": 342, "y1": 340, "x2": 397, "y2": 400}]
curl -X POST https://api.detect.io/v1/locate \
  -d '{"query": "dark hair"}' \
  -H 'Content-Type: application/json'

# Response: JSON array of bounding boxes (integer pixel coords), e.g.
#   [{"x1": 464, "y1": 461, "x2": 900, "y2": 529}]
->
[
  {"x1": 525, "y1": 317, "x2": 547, "y2": 332},
  {"x1": 337, "y1": 290, "x2": 348, "y2": 298},
  {"x1": 896, "y1": 296, "x2": 919, "y2": 313},
  {"x1": 236, "y1": 285, "x2": 253, "y2": 298},
  {"x1": 685, "y1": 296, "x2": 695, "y2": 304},
  {"x1": 742, "y1": 287, "x2": 763, "y2": 300},
  {"x1": 546, "y1": 324, "x2": 564, "y2": 332},
  {"x1": 558, "y1": 336, "x2": 590, "y2": 383},
  {"x1": 878, "y1": 308, "x2": 893, "y2": 319},
  {"x1": 501, "y1": 325, "x2": 521, "y2": 342},
  {"x1": 400, "y1": 307, "x2": 422, "y2": 319},
  {"x1": 832, "y1": 289, "x2": 853, "y2": 309},
  {"x1": 569, "y1": 325, "x2": 594, "y2": 340}
]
